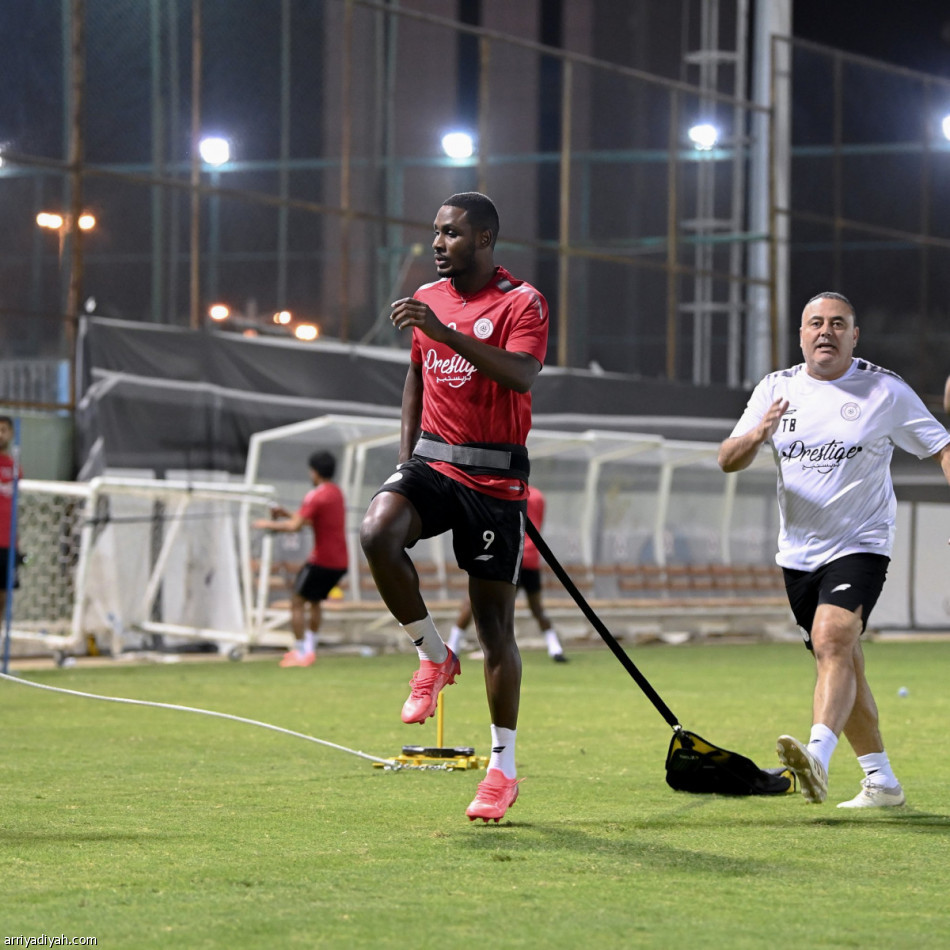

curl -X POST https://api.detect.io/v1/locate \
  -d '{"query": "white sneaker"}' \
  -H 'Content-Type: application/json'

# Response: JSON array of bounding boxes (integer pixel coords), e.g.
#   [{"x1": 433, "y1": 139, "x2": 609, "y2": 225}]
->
[
  {"x1": 837, "y1": 778, "x2": 906, "y2": 809},
  {"x1": 776, "y1": 734, "x2": 828, "y2": 804}
]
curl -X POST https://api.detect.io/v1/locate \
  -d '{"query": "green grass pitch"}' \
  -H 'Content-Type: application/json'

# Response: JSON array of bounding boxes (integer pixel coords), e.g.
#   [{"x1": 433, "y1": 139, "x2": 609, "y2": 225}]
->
[{"x1": 3, "y1": 639, "x2": 949, "y2": 949}]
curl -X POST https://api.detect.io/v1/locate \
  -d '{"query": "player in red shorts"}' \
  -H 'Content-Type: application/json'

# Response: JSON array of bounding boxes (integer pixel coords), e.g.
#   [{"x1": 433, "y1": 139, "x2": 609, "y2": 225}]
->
[{"x1": 360, "y1": 192, "x2": 548, "y2": 822}]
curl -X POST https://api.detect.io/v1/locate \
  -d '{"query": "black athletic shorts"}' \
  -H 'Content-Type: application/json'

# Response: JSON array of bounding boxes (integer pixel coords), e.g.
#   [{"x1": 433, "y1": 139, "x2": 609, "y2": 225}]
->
[
  {"x1": 293, "y1": 564, "x2": 346, "y2": 603},
  {"x1": 0, "y1": 548, "x2": 21, "y2": 590},
  {"x1": 518, "y1": 567, "x2": 541, "y2": 595},
  {"x1": 782, "y1": 552, "x2": 889, "y2": 650},
  {"x1": 374, "y1": 458, "x2": 526, "y2": 584}
]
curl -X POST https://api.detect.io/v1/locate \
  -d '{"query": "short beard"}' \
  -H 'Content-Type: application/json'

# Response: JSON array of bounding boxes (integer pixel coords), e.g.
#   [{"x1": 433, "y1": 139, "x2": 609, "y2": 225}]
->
[{"x1": 439, "y1": 246, "x2": 477, "y2": 279}]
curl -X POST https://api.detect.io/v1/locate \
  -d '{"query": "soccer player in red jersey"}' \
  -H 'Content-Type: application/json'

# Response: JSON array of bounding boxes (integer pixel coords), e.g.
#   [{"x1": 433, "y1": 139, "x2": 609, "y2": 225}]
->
[
  {"x1": 254, "y1": 450, "x2": 348, "y2": 667},
  {"x1": 360, "y1": 192, "x2": 549, "y2": 821},
  {"x1": 0, "y1": 415, "x2": 22, "y2": 622}
]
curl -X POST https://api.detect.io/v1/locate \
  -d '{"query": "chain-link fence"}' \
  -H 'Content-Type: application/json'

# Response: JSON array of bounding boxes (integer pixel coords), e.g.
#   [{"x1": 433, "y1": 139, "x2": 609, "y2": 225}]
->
[
  {"x1": 784, "y1": 36, "x2": 950, "y2": 404},
  {"x1": 0, "y1": 0, "x2": 771, "y2": 408},
  {"x1": 1, "y1": 1, "x2": 948, "y2": 411}
]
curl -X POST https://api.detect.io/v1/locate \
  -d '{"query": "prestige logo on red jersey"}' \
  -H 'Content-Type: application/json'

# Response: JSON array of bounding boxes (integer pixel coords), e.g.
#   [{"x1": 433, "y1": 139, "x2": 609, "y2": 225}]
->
[{"x1": 422, "y1": 348, "x2": 475, "y2": 388}]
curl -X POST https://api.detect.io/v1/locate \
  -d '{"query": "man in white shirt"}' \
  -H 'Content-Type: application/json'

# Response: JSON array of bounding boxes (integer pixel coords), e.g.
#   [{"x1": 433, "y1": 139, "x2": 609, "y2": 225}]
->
[{"x1": 718, "y1": 292, "x2": 950, "y2": 808}]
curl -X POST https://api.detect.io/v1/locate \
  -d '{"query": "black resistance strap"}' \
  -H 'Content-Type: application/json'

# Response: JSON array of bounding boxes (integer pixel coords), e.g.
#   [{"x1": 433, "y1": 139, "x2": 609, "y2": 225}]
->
[{"x1": 525, "y1": 518, "x2": 680, "y2": 730}]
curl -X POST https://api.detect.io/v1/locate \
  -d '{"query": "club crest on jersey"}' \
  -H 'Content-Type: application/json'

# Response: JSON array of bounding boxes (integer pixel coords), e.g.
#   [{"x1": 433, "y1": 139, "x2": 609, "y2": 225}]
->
[
  {"x1": 473, "y1": 317, "x2": 494, "y2": 339},
  {"x1": 840, "y1": 402, "x2": 861, "y2": 421}
]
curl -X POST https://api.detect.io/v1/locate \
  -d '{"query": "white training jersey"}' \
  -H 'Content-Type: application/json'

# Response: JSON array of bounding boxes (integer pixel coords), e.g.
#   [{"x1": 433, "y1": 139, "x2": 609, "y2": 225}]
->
[{"x1": 730, "y1": 358, "x2": 950, "y2": 571}]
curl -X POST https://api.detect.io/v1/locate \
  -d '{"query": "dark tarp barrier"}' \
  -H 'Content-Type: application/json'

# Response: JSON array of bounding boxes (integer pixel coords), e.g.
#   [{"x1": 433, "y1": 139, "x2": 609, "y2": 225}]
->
[{"x1": 77, "y1": 316, "x2": 749, "y2": 476}]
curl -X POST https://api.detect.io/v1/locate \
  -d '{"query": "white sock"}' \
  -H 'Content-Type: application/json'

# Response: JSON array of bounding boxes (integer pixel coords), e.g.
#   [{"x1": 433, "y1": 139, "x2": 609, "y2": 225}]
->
[
  {"x1": 807, "y1": 723, "x2": 838, "y2": 774},
  {"x1": 400, "y1": 614, "x2": 448, "y2": 663},
  {"x1": 303, "y1": 630, "x2": 317, "y2": 653},
  {"x1": 488, "y1": 724, "x2": 517, "y2": 779},
  {"x1": 857, "y1": 751, "x2": 899, "y2": 788},
  {"x1": 447, "y1": 624, "x2": 465, "y2": 654},
  {"x1": 543, "y1": 629, "x2": 563, "y2": 656}
]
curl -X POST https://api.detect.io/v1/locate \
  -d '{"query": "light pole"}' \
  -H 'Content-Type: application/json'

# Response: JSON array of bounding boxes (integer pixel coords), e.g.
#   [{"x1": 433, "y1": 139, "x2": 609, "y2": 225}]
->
[
  {"x1": 35, "y1": 212, "x2": 97, "y2": 319},
  {"x1": 199, "y1": 136, "x2": 230, "y2": 307}
]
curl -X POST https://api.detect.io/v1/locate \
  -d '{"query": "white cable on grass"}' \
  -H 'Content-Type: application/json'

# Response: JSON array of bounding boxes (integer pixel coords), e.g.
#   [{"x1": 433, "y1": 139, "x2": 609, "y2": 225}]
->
[{"x1": 0, "y1": 671, "x2": 448, "y2": 771}]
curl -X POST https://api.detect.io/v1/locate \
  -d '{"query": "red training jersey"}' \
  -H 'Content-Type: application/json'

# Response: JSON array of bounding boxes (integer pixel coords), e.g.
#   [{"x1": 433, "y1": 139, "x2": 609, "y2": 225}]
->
[
  {"x1": 0, "y1": 452, "x2": 21, "y2": 549},
  {"x1": 521, "y1": 485, "x2": 545, "y2": 570},
  {"x1": 297, "y1": 481, "x2": 348, "y2": 570},
  {"x1": 411, "y1": 266, "x2": 549, "y2": 500}
]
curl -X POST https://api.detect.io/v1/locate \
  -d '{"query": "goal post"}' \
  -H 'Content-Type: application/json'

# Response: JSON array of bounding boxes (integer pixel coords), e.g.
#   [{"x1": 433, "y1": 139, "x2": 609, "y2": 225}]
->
[
  {"x1": 8, "y1": 476, "x2": 277, "y2": 659},
  {"x1": 244, "y1": 413, "x2": 402, "y2": 605}
]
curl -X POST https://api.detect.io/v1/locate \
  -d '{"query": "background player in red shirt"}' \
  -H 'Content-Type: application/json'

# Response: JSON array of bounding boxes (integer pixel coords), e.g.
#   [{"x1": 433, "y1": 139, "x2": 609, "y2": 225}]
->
[
  {"x1": 255, "y1": 450, "x2": 348, "y2": 667},
  {"x1": 360, "y1": 192, "x2": 549, "y2": 822},
  {"x1": 0, "y1": 415, "x2": 22, "y2": 622},
  {"x1": 448, "y1": 485, "x2": 567, "y2": 662}
]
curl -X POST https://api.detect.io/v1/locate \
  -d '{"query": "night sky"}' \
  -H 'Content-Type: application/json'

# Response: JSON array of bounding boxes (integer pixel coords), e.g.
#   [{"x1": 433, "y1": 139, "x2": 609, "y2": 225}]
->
[{"x1": 793, "y1": 0, "x2": 950, "y2": 78}]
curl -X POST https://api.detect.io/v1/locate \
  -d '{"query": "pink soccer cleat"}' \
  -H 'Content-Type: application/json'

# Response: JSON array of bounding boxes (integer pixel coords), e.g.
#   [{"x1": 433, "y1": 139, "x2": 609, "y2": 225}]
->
[
  {"x1": 400, "y1": 649, "x2": 460, "y2": 724},
  {"x1": 279, "y1": 649, "x2": 316, "y2": 668},
  {"x1": 466, "y1": 769, "x2": 521, "y2": 823}
]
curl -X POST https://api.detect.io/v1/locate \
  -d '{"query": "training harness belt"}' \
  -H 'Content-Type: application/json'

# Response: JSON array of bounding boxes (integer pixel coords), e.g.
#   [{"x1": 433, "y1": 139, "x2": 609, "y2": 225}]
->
[{"x1": 413, "y1": 432, "x2": 530, "y2": 480}]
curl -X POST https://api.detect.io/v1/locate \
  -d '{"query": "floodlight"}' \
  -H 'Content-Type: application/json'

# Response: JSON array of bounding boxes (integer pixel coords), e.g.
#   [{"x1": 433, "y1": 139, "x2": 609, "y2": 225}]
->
[
  {"x1": 36, "y1": 212, "x2": 65, "y2": 230},
  {"x1": 441, "y1": 131, "x2": 475, "y2": 159},
  {"x1": 294, "y1": 323, "x2": 319, "y2": 341},
  {"x1": 199, "y1": 136, "x2": 231, "y2": 166},
  {"x1": 36, "y1": 211, "x2": 96, "y2": 232},
  {"x1": 687, "y1": 123, "x2": 719, "y2": 151},
  {"x1": 208, "y1": 304, "x2": 230, "y2": 321},
  {"x1": 942, "y1": 115, "x2": 950, "y2": 142}
]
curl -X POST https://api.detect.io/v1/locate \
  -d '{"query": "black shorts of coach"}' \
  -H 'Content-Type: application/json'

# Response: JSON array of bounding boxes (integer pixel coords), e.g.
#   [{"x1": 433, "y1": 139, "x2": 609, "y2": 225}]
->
[
  {"x1": 374, "y1": 457, "x2": 526, "y2": 584},
  {"x1": 293, "y1": 564, "x2": 346, "y2": 603},
  {"x1": 782, "y1": 552, "x2": 889, "y2": 650}
]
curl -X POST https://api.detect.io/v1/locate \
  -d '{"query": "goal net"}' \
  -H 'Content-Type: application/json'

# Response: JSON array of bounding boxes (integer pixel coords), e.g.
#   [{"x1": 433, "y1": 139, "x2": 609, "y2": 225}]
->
[
  {"x1": 245, "y1": 414, "x2": 404, "y2": 605},
  {"x1": 8, "y1": 475, "x2": 276, "y2": 659},
  {"x1": 242, "y1": 413, "x2": 793, "y2": 646}
]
